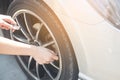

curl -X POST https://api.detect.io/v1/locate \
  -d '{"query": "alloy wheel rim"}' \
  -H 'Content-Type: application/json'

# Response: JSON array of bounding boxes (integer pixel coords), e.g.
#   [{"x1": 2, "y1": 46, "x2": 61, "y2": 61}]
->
[{"x1": 10, "y1": 9, "x2": 62, "y2": 80}]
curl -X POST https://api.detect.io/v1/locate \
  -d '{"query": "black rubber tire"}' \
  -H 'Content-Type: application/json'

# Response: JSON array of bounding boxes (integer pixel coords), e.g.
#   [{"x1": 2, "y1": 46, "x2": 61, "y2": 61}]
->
[{"x1": 7, "y1": 0, "x2": 78, "y2": 80}]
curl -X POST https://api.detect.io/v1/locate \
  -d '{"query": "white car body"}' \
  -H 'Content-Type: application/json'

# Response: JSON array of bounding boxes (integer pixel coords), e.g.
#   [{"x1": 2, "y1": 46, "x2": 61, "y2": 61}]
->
[{"x1": 44, "y1": 0, "x2": 120, "y2": 80}]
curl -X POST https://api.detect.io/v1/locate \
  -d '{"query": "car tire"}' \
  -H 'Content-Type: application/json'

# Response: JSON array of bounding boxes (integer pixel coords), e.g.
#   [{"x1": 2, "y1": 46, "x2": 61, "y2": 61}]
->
[{"x1": 6, "y1": 0, "x2": 78, "y2": 80}]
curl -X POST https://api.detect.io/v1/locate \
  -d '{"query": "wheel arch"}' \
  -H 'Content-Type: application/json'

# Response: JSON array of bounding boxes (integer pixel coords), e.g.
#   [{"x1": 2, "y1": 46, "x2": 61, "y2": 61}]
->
[{"x1": 43, "y1": 0, "x2": 88, "y2": 74}]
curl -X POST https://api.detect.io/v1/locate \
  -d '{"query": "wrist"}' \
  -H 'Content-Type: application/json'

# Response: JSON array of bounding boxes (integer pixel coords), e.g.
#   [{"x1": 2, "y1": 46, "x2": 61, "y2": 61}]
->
[{"x1": 29, "y1": 45, "x2": 38, "y2": 57}]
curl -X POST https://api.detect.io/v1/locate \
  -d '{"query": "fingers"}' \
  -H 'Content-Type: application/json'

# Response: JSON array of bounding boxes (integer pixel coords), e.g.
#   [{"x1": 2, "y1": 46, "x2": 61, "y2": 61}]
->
[
  {"x1": 0, "y1": 14, "x2": 17, "y2": 31},
  {"x1": 38, "y1": 50, "x2": 58, "y2": 64},
  {"x1": 35, "y1": 57, "x2": 55, "y2": 64},
  {"x1": 2, "y1": 15, "x2": 16, "y2": 25},
  {"x1": 0, "y1": 21, "x2": 15, "y2": 30},
  {"x1": 32, "y1": 45, "x2": 59, "y2": 65},
  {"x1": 47, "y1": 49, "x2": 58, "y2": 60},
  {"x1": 51, "y1": 54, "x2": 58, "y2": 61},
  {"x1": 44, "y1": 53, "x2": 58, "y2": 64},
  {"x1": 40, "y1": 55, "x2": 58, "y2": 64}
]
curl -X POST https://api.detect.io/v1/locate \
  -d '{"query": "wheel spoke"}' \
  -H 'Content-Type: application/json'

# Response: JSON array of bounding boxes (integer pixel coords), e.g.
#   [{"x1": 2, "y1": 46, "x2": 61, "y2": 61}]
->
[
  {"x1": 50, "y1": 62, "x2": 60, "y2": 70},
  {"x1": 23, "y1": 13, "x2": 34, "y2": 39},
  {"x1": 28, "y1": 56, "x2": 33, "y2": 69},
  {"x1": 15, "y1": 17, "x2": 32, "y2": 41},
  {"x1": 42, "y1": 41, "x2": 55, "y2": 47},
  {"x1": 42, "y1": 65, "x2": 54, "y2": 80},
  {"x1": 36, "y1": 63, "x2": 40, "y2": 79},
  {"x1": 13, "y1": 34, "x2": 28, "y2": 43}
]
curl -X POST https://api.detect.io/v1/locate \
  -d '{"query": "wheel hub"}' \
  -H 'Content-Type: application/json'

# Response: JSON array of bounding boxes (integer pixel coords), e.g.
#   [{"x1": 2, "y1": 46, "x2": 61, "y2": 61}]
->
[{"x1": 30, "y1": 40, "x2": 40, "y2": 46}]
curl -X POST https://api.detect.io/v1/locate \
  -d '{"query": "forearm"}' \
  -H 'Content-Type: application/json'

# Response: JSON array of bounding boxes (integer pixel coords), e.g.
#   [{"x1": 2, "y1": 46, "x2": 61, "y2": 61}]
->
[{"x1": 0, "y1": 36, "x2": 34, "y2": 56}]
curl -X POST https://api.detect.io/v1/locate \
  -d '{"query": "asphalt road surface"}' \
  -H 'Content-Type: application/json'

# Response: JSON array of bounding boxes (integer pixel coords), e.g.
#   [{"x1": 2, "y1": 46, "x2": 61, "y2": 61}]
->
[{"x1": 0, "y1": 29, "x2": 28, "y2": 80}]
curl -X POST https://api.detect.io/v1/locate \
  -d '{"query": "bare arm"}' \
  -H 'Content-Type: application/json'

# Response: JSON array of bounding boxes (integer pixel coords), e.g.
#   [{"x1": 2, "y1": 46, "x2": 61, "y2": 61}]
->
[
  {"x1": 0, "y1": 36, "x2": 33, "y2": 56},
  {"x1": 0, "y1": 36, "x2": 58, "y2": 64},
  {"x1": 0, "y1": 14, "x2": 58, "y2": 64}
]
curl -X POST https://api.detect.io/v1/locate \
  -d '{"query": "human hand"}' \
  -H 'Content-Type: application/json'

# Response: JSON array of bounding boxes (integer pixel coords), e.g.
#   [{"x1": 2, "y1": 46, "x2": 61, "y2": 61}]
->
[
  {"x1": 0, "y1": 14, "x2": 16, "y2": 30},
  {"x1": 31, "y1": 46, "x2": 58, "y2": 64}
]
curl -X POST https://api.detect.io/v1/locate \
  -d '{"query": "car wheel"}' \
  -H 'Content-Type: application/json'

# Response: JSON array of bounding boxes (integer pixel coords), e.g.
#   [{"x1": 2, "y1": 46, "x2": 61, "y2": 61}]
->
[{"x1": 6, "y1": 0, "x2": 78, "y2": 80}]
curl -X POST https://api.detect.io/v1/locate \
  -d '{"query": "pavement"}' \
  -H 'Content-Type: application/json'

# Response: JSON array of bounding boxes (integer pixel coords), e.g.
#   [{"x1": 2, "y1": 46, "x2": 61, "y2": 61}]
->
[{"x1": 0, "y1": 29, "x2": 28, "y2": 80}]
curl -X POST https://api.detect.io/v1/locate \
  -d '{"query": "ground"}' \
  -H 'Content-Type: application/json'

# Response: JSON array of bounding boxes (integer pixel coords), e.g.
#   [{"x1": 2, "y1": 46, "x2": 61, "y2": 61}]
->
[{"x1": 0, "y1": 29, "x2": 27, "y2": 80}]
